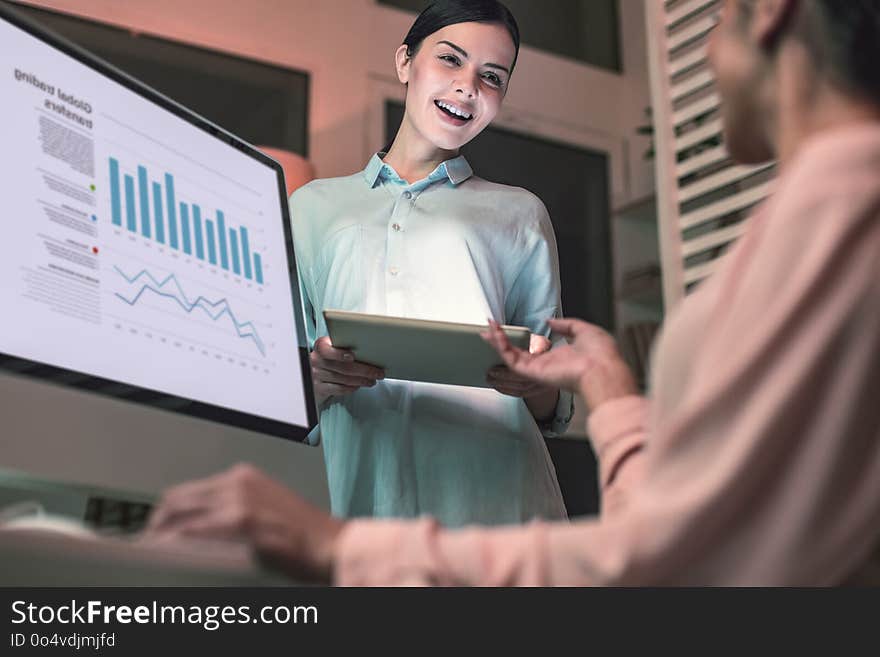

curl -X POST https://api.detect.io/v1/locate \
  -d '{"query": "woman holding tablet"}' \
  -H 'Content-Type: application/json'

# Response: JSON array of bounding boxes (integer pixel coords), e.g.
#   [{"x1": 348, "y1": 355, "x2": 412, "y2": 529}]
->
[{"x1": 289, "y1": 0, "x2": 572, "y2": 526}]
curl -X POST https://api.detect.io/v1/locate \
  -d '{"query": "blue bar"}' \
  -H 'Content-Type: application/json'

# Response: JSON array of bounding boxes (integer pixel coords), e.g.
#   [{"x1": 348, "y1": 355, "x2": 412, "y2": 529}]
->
[
  {"x1": 179, "y1": 203, "x2": 192, "y2": 255},
  {"x1": 192, "y1": 205, "x2": 205, "y2": 260},
  {"x1": 240, "y1": 226, "x2": 253, "y2": 280},
  {"x1": 152, "y1": 182, "x2": 165, "y2": 244},
  {"x1": 165, "y1": 173, "x2": 178, "y2": 250},
  {"x1": 254, "y1": 253, "x2": 264, "y2": 285},
  {"x1": 124, "y1": 174, "x2": 136, "y2": 232},
  {"x1": 109, "y1": 158, "x2": 121, "y2": 226},
  {"x1": 229, "y1": 228, "x2": 241, "y2": 275},
  {"x1": 137, "y1": 166, "x2": 151, "y2": 238},
  {"x1": 205, "y1": 219, "x2": 217, "y2": 265},
  {"x1": 217, "y1": 211, "x2": 229, "y2": 270}
]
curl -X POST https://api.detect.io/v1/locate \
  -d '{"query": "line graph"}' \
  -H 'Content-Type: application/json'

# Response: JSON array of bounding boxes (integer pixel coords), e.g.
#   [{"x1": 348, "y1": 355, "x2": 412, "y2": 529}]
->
[{"x1": 112, "y1": 265, "x2": 266, "y2": 356}]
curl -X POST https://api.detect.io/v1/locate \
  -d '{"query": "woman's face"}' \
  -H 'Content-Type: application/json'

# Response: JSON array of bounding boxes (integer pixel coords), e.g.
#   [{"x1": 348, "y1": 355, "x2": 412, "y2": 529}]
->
[
  {"x1": 707, "y1": 0, "x2": 774, "y2": 163},
  {"x1": 397, "y1": 21, "x2": 516, "y2": 152}
]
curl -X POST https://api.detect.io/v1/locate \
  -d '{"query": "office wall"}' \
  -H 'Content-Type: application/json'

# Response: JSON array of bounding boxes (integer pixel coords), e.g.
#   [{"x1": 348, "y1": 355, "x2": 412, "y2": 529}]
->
[{"x1": 17, "y1": 0, "x2": 654, "y2": 208}]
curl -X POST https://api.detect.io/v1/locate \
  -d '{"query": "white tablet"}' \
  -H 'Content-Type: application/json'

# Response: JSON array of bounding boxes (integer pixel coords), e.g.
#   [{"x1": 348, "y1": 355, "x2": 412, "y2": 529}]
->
[{"x1": 323, "y1": 309, "x2": 531, "y2": 388}]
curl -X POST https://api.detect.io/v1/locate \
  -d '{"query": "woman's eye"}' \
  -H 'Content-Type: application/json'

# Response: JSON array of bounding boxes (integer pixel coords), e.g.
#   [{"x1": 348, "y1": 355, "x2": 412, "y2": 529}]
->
[
  {"x1": 439, "y1": 54, "x2": 460, "y2": 65},
  {"x1": 483, "y1": 73, "x2": 503, "y2": 87}
]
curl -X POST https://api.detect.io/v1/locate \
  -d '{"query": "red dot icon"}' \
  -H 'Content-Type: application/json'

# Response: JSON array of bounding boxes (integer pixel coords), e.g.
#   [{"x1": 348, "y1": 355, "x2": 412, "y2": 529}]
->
[{"x1": 92, "y1": 246, "x2": 99, "y2": 255}]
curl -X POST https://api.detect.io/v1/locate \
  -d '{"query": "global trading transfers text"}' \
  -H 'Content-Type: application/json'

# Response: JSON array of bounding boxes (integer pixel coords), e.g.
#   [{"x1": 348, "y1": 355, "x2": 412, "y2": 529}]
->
[{"x1": 13, "y1": 68, "x2": 94, "y2": 129}]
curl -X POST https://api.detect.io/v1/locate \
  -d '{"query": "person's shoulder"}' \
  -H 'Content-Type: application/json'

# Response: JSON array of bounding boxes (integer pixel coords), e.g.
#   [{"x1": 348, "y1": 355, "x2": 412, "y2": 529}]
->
[
  {"x1": 767, "y1": 142, "x2": 880, "y2": 245},
  {"x1": 288, "y1": 173, "x2": 368, "y2": 233},
  {"x1": 463, "y1": 175, "x2": 540, "y2": 202},
  {"x1": 772, "y1": 126, "x2": 880, "y2": 225},
  {"x1": 462, "y1": 176, "x2": 549, "y2": 219},
  {"x1": 289, "y1": 172, "x2": 364, "y2": 208},
  {"x1": 739, "y1": 138, "x2": 880, "y2": 309}
]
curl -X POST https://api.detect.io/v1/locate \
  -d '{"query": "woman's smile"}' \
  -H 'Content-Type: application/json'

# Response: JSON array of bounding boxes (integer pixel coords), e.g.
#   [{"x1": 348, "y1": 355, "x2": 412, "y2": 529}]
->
[{"x1": 434, "y1": 98, "x2": 474, "y2": 126}]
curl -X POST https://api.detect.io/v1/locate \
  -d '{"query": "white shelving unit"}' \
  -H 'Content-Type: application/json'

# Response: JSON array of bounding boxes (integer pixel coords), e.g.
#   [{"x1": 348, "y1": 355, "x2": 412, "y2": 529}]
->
[
  {"x1": 561, "y1": 194, "x2": 663, "y2": 440},
  {"x1": 611, "y1": 194, "x2": 663, "y2": 392},
  {"x1": 613, "y1": 194, "x2": 664, "y2": 330}
]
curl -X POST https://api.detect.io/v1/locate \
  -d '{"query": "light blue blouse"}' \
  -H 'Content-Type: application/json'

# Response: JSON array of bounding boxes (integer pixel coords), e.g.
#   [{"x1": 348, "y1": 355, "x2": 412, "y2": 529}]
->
[{"x1": 289, "y1": 153, "x2": 572, "y2": 526}]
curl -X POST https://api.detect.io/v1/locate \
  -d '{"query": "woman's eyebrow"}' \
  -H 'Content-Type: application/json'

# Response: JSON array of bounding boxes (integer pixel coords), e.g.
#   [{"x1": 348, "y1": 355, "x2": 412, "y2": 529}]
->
[
  {"x1": 435, "y1": 39, "x2": 510, "y2": 75},
  {"x1": 436, "y1": 39, "x2": 468, "y2": 58}
]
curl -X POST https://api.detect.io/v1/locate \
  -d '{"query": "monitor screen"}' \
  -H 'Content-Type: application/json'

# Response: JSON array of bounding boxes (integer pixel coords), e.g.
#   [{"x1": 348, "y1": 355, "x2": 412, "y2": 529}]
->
[{"x1": 0, "y1": 5, "x2": 316, "y2": 441}]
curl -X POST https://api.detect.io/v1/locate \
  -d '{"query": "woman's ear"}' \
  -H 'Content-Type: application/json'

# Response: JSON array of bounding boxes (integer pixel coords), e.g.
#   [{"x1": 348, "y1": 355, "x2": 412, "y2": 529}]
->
[
  {"x1": 395, "y1": 44, "x2": 411, "y2": 84},
  {"x1": 752, "y1": 0, "x2": 799, "y2": 50}
]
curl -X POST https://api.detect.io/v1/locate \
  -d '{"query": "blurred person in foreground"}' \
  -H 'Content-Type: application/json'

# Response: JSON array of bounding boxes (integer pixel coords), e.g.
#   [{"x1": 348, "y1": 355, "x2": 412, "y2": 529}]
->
[{"x1": 148, "y1": 0, "x2": 880, "y2": 585}]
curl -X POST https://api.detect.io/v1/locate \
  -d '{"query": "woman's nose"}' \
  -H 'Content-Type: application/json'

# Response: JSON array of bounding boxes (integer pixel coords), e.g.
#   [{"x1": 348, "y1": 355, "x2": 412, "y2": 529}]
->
[{"x1": 454, "y1": 74, "x2": 477, "y2": 98}]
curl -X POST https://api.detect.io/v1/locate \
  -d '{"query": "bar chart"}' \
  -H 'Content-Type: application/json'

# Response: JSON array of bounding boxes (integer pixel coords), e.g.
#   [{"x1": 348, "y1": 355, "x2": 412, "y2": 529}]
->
[{"x1": 109, "y1": 157, "x2": 266, "y2": 285}]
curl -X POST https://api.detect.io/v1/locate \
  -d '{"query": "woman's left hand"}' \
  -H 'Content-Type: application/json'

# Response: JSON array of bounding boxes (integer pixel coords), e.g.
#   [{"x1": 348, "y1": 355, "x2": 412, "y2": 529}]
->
[
  {"x1": 146, "y1": 464, "x2": 344, "y2": 583},
  {"x1": 486, "y1": 334, "x2": 553, "y2": 398}
]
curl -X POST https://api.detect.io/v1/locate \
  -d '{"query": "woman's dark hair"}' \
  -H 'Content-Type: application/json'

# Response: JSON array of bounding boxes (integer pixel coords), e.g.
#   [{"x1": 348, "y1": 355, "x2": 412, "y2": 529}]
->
[
  {"x1": 808, "y1": 0, "x2": 880, "y2": 103},
  {"x1": 402, "y1": 0, "x2": 520, "y2": 73}
]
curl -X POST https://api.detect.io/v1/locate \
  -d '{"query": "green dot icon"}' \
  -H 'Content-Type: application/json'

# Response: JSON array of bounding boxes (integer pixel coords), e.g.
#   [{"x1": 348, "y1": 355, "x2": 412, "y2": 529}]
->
[{"x1": 90, "y1": 184, "x2": 96, "y2": 192}]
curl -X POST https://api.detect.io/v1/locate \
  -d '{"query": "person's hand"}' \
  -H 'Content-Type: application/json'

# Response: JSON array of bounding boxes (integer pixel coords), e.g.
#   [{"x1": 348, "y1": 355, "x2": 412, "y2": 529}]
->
[
  {"x1": 310, "y1": 336, "x2": 384, "y2": 407},
  {"x1": 486, "y1": 334, "x2": 553, "y2": 398},
  {"x1": 146, "y1": 464, "x2": 344, "y2": 583},
  {"x1": 482, "y1": 318, "x2": 638, "y2": 412}
]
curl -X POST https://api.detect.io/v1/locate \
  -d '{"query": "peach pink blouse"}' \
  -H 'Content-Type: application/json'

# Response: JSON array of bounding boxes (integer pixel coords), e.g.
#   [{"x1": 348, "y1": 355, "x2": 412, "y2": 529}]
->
[{"x1": 333, "y1": 124, "x2": 880, "y2": 586}]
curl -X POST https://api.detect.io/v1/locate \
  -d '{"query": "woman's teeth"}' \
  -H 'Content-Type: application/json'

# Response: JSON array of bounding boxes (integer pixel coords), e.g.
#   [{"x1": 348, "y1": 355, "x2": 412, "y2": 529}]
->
[{"x1": 435, "y1": 100, "x2": 472, "y2": 120}]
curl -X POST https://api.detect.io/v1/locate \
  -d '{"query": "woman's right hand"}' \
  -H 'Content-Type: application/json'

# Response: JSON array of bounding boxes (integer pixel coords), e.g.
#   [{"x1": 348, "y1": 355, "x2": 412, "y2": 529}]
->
[
  {"x1": 482, "y1": 318, "x2": 637, "y2": 413},
  {"x1": 310, "y1": 336, "x2": 384, "y2": 408}
]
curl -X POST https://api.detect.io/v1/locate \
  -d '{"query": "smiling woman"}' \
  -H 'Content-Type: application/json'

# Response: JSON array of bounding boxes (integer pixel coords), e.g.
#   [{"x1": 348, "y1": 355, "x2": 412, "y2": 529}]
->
[
  {"x1": 288, "y1": 0, "x2": 574, "y2": 527},
  {"x1": 386, "y1": 7, "x2": 517, "y2": 167}
]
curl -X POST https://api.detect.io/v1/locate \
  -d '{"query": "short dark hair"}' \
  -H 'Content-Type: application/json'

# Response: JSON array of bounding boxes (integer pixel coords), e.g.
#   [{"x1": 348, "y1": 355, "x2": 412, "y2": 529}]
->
[
  {"x1": 808, "y1": 0, "x2": 880, "y2": 103},
  {"x1": 402, "y1": 0, "x2": 520, "y2": 73}
]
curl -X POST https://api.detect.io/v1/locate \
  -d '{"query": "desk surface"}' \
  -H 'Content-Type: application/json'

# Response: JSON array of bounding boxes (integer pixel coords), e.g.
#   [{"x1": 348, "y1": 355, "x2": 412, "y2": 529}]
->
[{"x1": 0, "y1": 529, "x2": 290, "y2": 586}]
